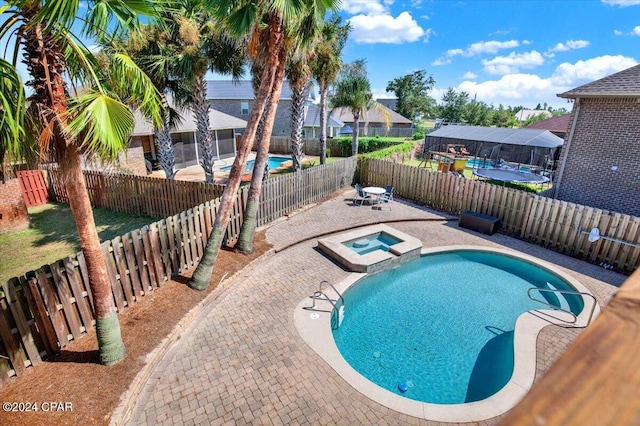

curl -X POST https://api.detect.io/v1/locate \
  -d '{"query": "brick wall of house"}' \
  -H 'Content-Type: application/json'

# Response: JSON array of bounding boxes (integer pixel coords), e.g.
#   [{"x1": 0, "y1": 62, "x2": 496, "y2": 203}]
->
[
  {"x1": 209, "y1": 99, "x2": 292, "y2": 137},
  {"x1": 0, "y1": 178, "x2": 30, "y2": 233},
  {"x1": 556, "y1": 98, "x2": 640, "y2": 216}
]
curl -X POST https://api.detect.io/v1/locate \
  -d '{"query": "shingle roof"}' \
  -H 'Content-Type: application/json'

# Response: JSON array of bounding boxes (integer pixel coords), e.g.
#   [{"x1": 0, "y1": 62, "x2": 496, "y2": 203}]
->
[
  {"x1": 426, "y1": 125, "x2": 563, "y2": 148},
  {"x1": 133, "y1": 99, "x2": 247, "y2": 136},
  {"x1": 524, "y1": 114, "x2": 571, "y2": 133},
  {"x1": 206, "y1": 80, "x2": 294, "y2": 100},
  {"x1": 558, "y1": 64, "x2": 640, "y2": 98},
  {"x1": 303, "y1": 104, "x2": 343, "y2": 128},
  {"x1": 333, "y1": 103, "x2": 412, "y2": 125}
]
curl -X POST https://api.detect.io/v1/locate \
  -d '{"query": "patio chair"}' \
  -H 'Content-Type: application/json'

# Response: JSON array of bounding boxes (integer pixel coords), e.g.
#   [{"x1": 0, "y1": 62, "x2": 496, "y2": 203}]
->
[
  {"x1": 376, "y1": 191, "x2": 393, "y2": 210},
  {"x1": 384, "y1": 185, "x2": 394, "y2": 201},
  {"x1": 353, "y1": 183, "x2": 371, "y2": 205}
]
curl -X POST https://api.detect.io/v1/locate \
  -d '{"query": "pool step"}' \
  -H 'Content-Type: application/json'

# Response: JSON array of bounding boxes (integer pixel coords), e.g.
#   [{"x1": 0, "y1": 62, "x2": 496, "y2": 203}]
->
[{"x1": 546, "y1": 282, "x2": 570, "y2": 311}]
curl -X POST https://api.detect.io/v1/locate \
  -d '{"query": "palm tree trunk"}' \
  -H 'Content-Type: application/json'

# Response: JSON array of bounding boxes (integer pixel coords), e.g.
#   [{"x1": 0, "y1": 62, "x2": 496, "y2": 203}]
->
[
  {"x1": 189, "y1": 15, "x2": 284, "y2": 290},
  {"x1": 194, "y1": 74, "x2": 215, "y2": 183},
  {"x1": 60, "y1": 145, "x2": 125, "y2": 365},
  {"x1": 23, "y1": 15, "x2": 125, "y2": 365},
  {"x1": 155, "y1": 109, "x2": 176, "y2": 179},
  {"x1": 290, "y1": 80, "x2": 310, "y2": 172},
  {"x1": 319, "y1": 84, "x2": 328, "y2": 164},
  {"x1": 352, "y1": 111, "x2": 360, "y2": 155},
  {"x1": 236, "y1": 51, "x2": 286, "y2": 254}
]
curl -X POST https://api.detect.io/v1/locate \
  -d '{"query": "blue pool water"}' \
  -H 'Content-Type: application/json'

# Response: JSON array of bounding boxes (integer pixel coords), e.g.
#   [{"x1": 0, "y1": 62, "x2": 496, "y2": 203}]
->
[
  {"x1": 466, "y1": 158, "x2": 534, "y2": 173},
  {"x1": 342, "y1": 232, "x2": 401, "y2": 255},
  {"x1": 332, "y1": 250, "x2": 583, "y2": 405},
  {"x1": 221, "y1": 156, "x2": 291, "y2": 172}
]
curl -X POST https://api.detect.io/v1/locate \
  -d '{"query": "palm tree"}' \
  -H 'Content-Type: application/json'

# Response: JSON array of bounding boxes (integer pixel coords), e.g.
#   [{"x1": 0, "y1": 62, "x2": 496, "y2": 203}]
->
[
  {"x1": 330, "y1": 59, "x2": 373, "y2": 156},
  {"x1": 234, "y1": 5, "x2": 328, "y2": 255},
  {"x1": 287, "y1": 47, "x2": 314, "y2": 172},
  {"x1": 1, "y1": 0, "x2": 165, "y2": 365},
  {"x1": 310, "y1": 15, "x2": 350, "y2": 164},
  {"x1": 190, "y1": 0, "x2": 340, "y2": 288},
  {"x1": 170, "y1": 1, "x2": 245, "y2": 184}
]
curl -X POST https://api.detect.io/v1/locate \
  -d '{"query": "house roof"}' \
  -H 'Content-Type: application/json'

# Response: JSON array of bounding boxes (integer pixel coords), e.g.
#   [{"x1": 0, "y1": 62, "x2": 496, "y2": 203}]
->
[
  {"x1": 427, "y1": 125, "x2": 564, "y2": 148},
  {"x1": 524, "y1": 114, "x2": 571, "y2": 134},
  {"x1": 133, "y1": 102, "x2": 247, "y2": 136},
  {"x1": 515, "y1": 109, "x2": 552, "y2": 121},
  {"x1": 303, "y1": 104, "x2": 343, "y2": 128},
  {"x1": 333, "y1": 103, "x2": 412, "y2": 125},
  {"x1": 558, "y1": 64, "x2": 640, "y2": 98},
  {"x1": 206, "y1": 80, "x2": 295, "y2": 100}
]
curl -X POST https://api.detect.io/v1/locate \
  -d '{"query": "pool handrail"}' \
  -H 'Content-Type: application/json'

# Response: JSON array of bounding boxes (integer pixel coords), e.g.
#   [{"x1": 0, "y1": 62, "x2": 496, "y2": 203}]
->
[{"x1": 527, "y1": 287, "x2": 597, "y2": 326}]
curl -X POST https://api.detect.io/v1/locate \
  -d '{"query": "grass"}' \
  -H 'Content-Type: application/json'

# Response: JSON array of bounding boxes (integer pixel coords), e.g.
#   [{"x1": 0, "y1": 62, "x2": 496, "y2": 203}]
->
[{"x1": 0, "y1": 203, "x2": 160, "y2": 283}]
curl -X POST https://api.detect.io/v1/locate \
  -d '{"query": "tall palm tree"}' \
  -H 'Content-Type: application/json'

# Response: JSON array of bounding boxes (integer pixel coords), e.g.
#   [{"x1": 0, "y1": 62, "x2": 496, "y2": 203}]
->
[
  {"x1": 330, "y1": 59, "x2": 373, "y2": 156},
  {"x1": 310, "y1": 15, "x2": 350, "y2": 164},
  {"x1": 287, "y1": 47, "x2": 314, "y2": 172},
  {"x1": 124, "y1": 24, "x2": 187, "y2": 180},
  {"x1": 1, "y1": 0, "x2": 165, "y2": 365},
  {"x1": 170, "y1": 1, "x2": 245, "y2": 184},
  {"x1": 235, "y1": 5, "x2": 328, "y2": 255},
  {"x1": 190, "y1": 0, "x2": 341, "y2": 288}
]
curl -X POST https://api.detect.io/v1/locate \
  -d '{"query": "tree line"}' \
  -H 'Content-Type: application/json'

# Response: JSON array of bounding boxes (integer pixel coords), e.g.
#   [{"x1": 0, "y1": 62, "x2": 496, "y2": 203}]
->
[{"x1": 385, "y1": 70, "x2": 570, "y2": 127}]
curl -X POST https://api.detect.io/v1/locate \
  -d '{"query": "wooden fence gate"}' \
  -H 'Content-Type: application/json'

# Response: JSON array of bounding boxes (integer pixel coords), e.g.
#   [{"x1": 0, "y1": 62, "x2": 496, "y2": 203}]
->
[{"x1": 17, "y1": 170, "x2": 49, "y2": 207}]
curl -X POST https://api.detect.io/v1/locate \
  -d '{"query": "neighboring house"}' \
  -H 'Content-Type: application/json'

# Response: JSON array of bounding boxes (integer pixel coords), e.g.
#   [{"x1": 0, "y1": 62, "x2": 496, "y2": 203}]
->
[
  {"x1": 376, "y1": 97, "x2": 398, "y2": 111},
  {"x1": 207, "y1": 80, "x2": 316, "y2": 138},
  {"x1": 133, "y1": 99, "x2": 247, "y2": 172},
  {"x1": 302, "y1": 104, "x2": 344, "y2": 138},
  {"x1": 555, "y1": 64, "x2": 640, "y2": 216},
  {"x1": 524, "y1": 114, "x2": 571, "y2": 139},
  {"x1": 332, "y1": 103, "x2": 413, "y2": 137},
  {"x1": 515, "y1": 109, "x2": 552, "y2": 122}
]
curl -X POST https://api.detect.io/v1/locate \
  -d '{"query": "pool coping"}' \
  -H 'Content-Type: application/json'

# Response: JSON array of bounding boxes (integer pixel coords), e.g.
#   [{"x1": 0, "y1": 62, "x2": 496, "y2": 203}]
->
[{"x1": 294, "y1": 244, "x2": 601, "y2": 422}]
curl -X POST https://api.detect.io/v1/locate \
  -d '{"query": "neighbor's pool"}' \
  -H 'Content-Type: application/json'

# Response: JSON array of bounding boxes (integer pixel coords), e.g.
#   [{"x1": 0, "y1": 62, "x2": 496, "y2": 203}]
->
[
  {"x1": 221, "y1": 156, "x2": 292, "y2": 172},
  {"x1": 332, "y1": 250, "x2": 584, "y2": 405}
]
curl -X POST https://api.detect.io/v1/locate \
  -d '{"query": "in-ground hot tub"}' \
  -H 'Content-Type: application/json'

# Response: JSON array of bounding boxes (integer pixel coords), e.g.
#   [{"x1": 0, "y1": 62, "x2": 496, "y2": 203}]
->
[{"x1": 317, "y1": 224, "x2": 422, "y2": 273}]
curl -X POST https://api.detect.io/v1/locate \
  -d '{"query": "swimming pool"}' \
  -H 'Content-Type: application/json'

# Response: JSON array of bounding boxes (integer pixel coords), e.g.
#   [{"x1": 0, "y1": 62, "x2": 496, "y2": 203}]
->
[
  {"x1": 342, "y1": 232, "x2": 402, "y2": 255},
  {"x1": 220, "y1": 156, "x2": 292, "y2": 172},
  {"x1": 333, "y1": 250, "x2": 583, "y2": 405},
  {"x1": 295, "y1": 244, "x2": 599, "y2": 422}
]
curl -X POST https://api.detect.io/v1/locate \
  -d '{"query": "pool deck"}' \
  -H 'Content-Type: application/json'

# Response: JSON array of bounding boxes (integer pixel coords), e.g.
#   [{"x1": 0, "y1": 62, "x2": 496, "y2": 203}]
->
[{"x1": 112, "y1": 189, "x2": 626, "y2": 426}]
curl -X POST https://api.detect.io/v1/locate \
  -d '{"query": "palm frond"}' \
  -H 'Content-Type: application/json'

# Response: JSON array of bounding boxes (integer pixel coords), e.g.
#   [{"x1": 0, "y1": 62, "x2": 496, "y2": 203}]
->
[
  {"x1": 0, "y1": 59, "x2": 27, "y2": 161},
  {"x1": 66, "y1": 92, "x2": 134, "y2": 160},
  {"x1": 109, "y1": 53, "x2": 165, "y2": 128}
]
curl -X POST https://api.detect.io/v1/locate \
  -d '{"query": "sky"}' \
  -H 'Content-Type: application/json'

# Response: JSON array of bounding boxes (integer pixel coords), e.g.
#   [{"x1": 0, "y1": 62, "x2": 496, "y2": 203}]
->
[{"x1": 337, "y1": 0, "x2": 640, "y2": 110}]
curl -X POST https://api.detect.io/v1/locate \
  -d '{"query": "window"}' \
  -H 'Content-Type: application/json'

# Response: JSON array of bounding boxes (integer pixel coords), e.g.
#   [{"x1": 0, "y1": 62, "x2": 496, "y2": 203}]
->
[{"x1": 241, "y1": 101, "x2": 249, "y2": 115}]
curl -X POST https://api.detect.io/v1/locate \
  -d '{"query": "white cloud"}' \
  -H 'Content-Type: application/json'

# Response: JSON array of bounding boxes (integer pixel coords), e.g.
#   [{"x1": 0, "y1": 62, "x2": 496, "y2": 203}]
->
[
  {"x1": 550, "y1": 40, "x2": 590, "y2": 52},
  {"x1": 482, "y1": 50, "x2": 545, "y2": 75},
  {"x1": 614, "y1": 29, "x2": 624, "y2": 35},
  {"x1": 432, "y1": 58, "x2": 451, "y2": 66},
  {"x1": 461, "y1": 71, "x2": 477, "y2": 79},
  {"x1": 551, "y1": 55, "x2": 638, "y2": 85},
  {"x1": 522, "y1": 40, "x2": 533, "y2": 45},
  {"x1": 348, "y1": 12, "x2": 428, "y2": 44},
  {"x1": 453, "y1": 55, "x2": 638, "y2": 108},
  {"x1": 465, "y1": 40, "x2": 520, "y2": 56},
  {"x1": 341, "y1": 0, "x2": 388, "y2": 15},
  {"x1": 632, "y1": 26, "x2": 640, "y2": 35},
  {"x1": 602, "y1": 0, "x2": 640, "y2": 6}
]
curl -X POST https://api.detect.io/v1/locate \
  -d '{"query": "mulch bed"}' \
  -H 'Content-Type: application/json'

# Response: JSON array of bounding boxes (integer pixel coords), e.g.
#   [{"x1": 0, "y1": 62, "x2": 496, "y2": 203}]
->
[{"x1": 0, "y1": 232, "x2": 271, "y2": 426}]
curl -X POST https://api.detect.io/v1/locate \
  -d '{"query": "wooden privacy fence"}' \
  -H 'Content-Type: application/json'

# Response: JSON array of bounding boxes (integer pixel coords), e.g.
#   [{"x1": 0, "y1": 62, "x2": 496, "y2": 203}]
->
[
  {"x1": 256, "y1": 156, "x2": 357, "y2": 226},
  {"x1": 0, "y1": 157, "x2": 356, "y2": 382},
  {"x1": 46, "y1": 168, "x2": 226, "y2": 218},
  {"x1": 360, "y1": 158, "x2": 640, "y2": 273},
  {"x1": 16, "y1": 170, "x2": 49, "y2": 207}
]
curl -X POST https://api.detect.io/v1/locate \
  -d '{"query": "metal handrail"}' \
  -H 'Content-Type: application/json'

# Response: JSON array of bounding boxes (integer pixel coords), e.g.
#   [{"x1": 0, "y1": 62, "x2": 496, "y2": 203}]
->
[
  {"x1": 304, "y1": 280, "x2": 345, "y2": 329},
  {"x1": 527, "y1": 287, "x2": 598, "y2": 326}
]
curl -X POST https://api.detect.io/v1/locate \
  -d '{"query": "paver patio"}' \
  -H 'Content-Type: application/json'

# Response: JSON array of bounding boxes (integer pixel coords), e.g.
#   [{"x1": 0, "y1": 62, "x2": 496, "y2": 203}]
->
[{"x1": 113, "y1": 189, "x2": 626, "y2": 426}]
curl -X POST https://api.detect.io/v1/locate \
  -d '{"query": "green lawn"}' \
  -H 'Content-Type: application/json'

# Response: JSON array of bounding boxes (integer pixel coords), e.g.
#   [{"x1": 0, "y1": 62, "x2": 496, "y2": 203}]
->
[{"x1": 0, "y1": 203, "x2": 159, "y2": 283}]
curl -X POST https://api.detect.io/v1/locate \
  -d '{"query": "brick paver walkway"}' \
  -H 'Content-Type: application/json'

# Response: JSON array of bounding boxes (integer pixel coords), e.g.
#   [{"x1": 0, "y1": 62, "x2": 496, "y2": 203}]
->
[{"x1": 115, "y1": 189, "x2": 626, "y2": 426}]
